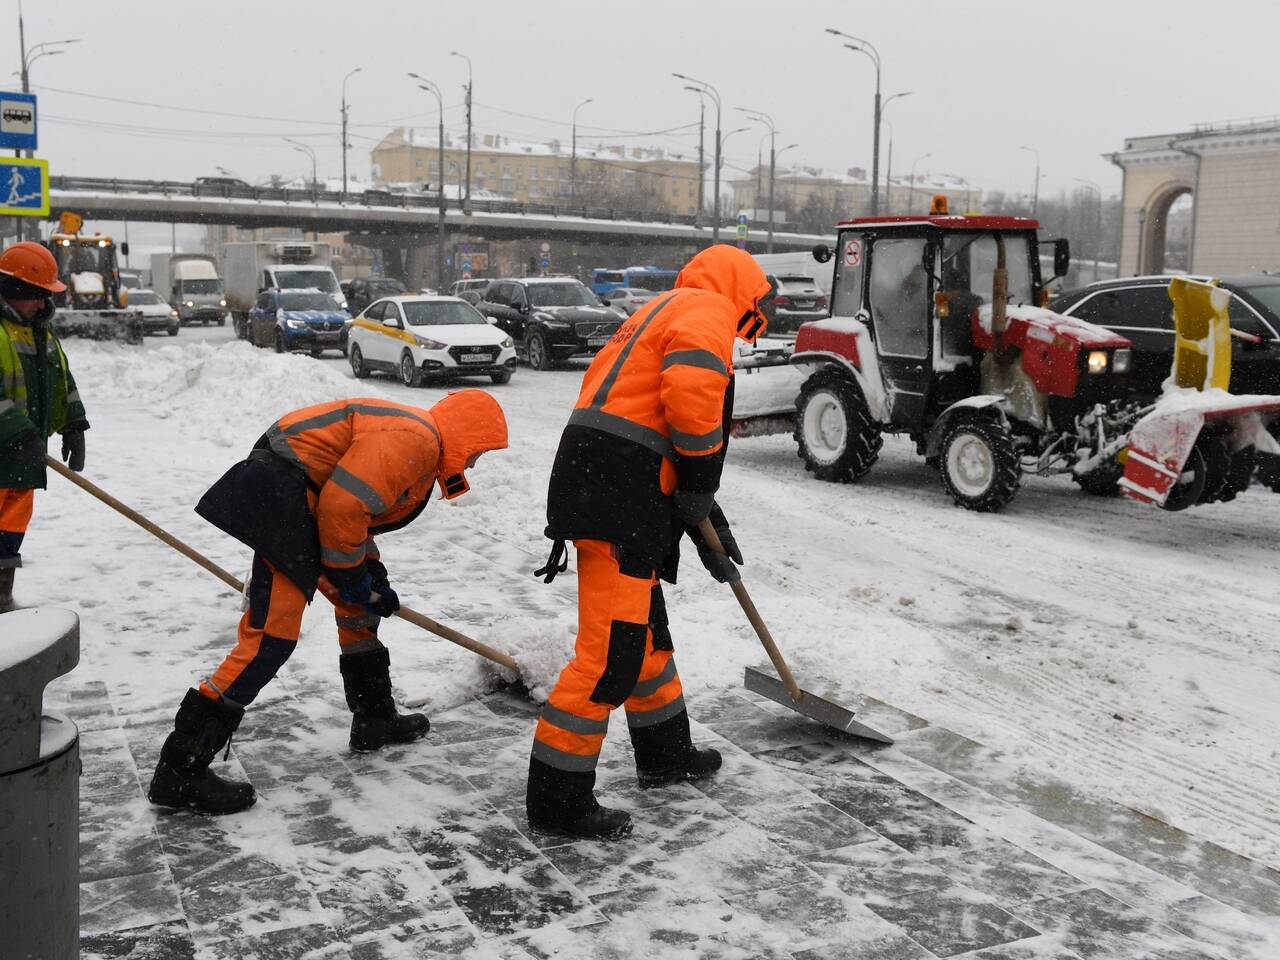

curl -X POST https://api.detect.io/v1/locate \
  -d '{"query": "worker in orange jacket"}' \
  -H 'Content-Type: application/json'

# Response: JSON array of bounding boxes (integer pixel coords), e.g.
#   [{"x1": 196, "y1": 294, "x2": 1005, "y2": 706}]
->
[
  {"x1": 148, "y1": 391, "x2": 508, "y2": 815},
  {"x1": 527, "y1": 244, "x2": 775, "y2": 840}
]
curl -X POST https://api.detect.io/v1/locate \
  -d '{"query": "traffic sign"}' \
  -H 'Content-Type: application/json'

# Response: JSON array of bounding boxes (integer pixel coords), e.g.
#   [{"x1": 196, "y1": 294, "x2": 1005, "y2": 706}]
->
[
  {"x1": 0, "y1": 157, "x2": 49, "y2": 217},
  {"x1": 736, "y1": 213, "x2": 748, "y2": 226},
  {"x1": 461, "y1": 258, "x2": 473, "y2": 272},
  {"x1": 0, "y1": 92, "x2": 37, "y2": 151}
]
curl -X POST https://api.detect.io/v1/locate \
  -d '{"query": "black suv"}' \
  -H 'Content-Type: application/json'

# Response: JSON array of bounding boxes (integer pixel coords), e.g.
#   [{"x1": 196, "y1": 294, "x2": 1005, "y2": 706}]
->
[
  {"x1": 478, "y1": 277, "x2": 625, "y2": 370},
  {"x1": 1051, "y1": 274, "x2": 1280, "y2": 398},
  {"x1": 346, "y1": 277, "x2": 407, "y2": 316}
]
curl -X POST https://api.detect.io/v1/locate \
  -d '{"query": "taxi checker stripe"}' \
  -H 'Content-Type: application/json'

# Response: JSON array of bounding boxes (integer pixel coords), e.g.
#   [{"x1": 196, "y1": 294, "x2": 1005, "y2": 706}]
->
[
  {"x1": 588, "y1": 292, "x2": 681, "y2": 409},
  {"x1": 626, "y1": 693, "x2": 687, "y2": 729},
  {"x1": 567, "y1": 408, "x2": 672, "y2": 458},
  {"x1": 329, "y1": 465, "x2": 388, "y2": 514},
  {"x1": 670, "y1": 424, "x2": 724, "y2": 453},
  {"x1": 540, "y1": 704, "x2": 610, "y2": 735},
  {"x1": 531, "y1": 739, "x2": 600, "y2": 772},
  {"x1": 630, "y1": 657, "x2": 678, "y2": 699},
  {"x1": 661, "y1": 349, "x2": 727, "y2": 378}
]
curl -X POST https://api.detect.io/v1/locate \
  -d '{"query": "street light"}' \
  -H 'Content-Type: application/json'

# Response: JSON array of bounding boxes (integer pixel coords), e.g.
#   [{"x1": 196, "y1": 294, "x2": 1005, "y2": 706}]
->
[
  {"x1": 879, "y1": 91, "x2": 912, "y2": 215},
  {"x1": 340, "y1": 67, "x2": 362, "y2": 197},
  {"x1": 827, "y1": 28, "x2": 883, "y2": 215},
  {"x1": 571, "y1": 97, "x2": 593, "y2": 202},
  {"x1": 777, "y1": 143, "x2": 799, "y2": 224},
  {"x1": 282, "y1": 140, "x2": 317, "y2": 190},
  {"x1": 1019, "y1": 145, "x2": 1041, "y2": 216},
  {"x1": 674, "y1": 72, "x2": 722, "y2": 241},
  {"x1": 909, "y1": 152, "x2": 932, "y2": 213},
  {"x1": 407, "y1": 73, "x2": 448, "y2": 289},
  {"x1": 737, "y1": 107, "x2": 777, "y2": 252},
  {"x1": 451, "y1": 51, "x2": 473, "y2": 214},
  {"x1": 1074, "y1": 177, "x2": 1103, "y2": 281}
]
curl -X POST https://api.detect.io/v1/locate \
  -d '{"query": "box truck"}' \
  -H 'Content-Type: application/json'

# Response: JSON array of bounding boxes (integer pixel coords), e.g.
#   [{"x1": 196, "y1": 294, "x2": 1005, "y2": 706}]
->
[{"x1": 151, "y1": 253, "x2": 227, "y2": 326}]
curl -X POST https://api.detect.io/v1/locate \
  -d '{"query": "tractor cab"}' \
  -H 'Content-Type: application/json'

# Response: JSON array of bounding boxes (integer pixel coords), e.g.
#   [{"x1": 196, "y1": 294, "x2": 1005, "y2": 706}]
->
[{"x1": 47, "y1": 231, "x2": 129, "y2": 311}]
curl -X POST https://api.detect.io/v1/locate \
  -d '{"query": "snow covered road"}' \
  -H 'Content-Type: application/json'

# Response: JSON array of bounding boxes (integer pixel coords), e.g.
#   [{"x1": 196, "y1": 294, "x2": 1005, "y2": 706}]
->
[{"x1": 27, "y1": 327, "x2": 1280, "y2": 869}]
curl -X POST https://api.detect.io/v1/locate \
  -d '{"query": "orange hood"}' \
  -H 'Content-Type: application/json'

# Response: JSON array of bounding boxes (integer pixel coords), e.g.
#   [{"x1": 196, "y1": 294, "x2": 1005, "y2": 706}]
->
[
  {"x1": 427, "y1": 389, "x2": 509, "y2": 499},
  {"x1": 674, "y1": 244, "x2": 773, "y2": 340}
]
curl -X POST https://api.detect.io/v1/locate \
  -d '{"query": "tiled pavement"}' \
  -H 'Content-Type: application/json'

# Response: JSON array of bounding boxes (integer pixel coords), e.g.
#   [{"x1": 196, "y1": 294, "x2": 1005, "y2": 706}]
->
[{"x1": 51, "y1": 673, "x2": 1280, "y2": 959}]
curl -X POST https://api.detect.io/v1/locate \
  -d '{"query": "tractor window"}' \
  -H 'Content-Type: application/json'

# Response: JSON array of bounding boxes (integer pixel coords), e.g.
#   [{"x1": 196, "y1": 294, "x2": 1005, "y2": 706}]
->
[
  {"x1": 942, "y1": 234, "x2": 1033, "y2": 306},
  {"x1": 831, "y1": 234, "x2": 865, "y2": 316},
  {"x1": 869, "y1": 236, "x2": 929, "y2": 358}
]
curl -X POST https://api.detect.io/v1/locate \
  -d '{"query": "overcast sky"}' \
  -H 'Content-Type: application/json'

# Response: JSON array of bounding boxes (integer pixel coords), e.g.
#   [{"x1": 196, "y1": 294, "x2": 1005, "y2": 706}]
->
[{"x1": 11, "y1": 0, "x2": 1280, "y2": 206}]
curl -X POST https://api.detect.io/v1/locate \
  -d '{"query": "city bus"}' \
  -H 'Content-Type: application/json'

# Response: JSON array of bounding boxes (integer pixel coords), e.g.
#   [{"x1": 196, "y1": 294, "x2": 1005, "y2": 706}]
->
[{"x1": 591, "y1": 265, "x2": 679, "y2": 296}]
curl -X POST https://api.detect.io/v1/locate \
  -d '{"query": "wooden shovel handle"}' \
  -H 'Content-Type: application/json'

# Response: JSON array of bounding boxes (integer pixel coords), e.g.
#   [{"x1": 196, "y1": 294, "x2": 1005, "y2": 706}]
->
[
  {"x1": 698, "y1": 516, "x2": 803, "y2": 703},
  {"x1": 46, "y1": 456, "x2": 520, "y2": 673}
]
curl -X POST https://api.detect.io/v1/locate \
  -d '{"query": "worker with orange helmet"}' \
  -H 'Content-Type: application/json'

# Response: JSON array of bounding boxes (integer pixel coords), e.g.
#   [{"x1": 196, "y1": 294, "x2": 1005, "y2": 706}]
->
[
  {"x1": 526, "y1": 244, "x2": 775, "y2": 840},
  {"x1": 0, "y1": 241, "x2": 88, "y2": 612},
  {"x1": 147, "y1": 391, "x2": 509, "y2": 815}
]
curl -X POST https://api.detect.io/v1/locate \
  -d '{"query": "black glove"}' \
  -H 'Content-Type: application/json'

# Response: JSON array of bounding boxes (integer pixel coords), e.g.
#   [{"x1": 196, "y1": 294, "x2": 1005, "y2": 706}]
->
[
  {"x1": 672, "y1": 489, "x2": 715, "y2": 526},
  {"x1": 61, "y1": 428, "x2": 86, "y2": 472},
  {"x1": 689, "y1": 503, "x2": 743, "y2": 584},
  {"x1": 13, "y1": 432, "x2": 46, "y2": 474},
  {"x1": 337, "y1": 570, "x2": 400, "y2": 618}
]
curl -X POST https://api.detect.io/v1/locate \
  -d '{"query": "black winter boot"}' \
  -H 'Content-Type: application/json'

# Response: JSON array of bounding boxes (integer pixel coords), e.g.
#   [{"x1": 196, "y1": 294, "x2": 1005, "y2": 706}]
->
[
  {"x1": 340, "y1": 647, "x2": 429, "y2": 752},
  {"x1": 147, "y1": 689, "x2": 257, "y2": 815},
  {"x1": 630, "y1": 707, "x2": 723, "y2": 789},
  {"x1": 526, "y1": 756, "x2": 633, "y2": 841},
  {"x1": 0, "y1": 567, "x2": 15, "y2": 613},
  {"x1": 528, "y1": 804, "x2": 633, "y2": 841}
]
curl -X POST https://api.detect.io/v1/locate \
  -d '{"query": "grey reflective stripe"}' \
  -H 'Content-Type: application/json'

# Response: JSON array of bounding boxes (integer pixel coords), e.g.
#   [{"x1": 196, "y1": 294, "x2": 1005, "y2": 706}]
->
[
  {"x1": 10, "y1": 339, "x2": 36, "y2": 355},
  {"x1": 626, "y1": 693, "x2": 687, "y2": 729},
  {"x1": 662, "y1": 349, "x2": 728, "y2": 378},
  {"x1": 531, "y1": 739, "x2": 601, "y2": 772},
  {"x1": 272, "y1": 401, "x2": 440, "y2": 442},
  {"x1": 540, "y1": 704, "x2": 609, "y2": 736},
  {"x1": 567, "y1": 408, "x2": 673, "y2": 458},
  {"x1": 65, "y1": 390, "x2": 80, "y2": 405},
  {"x1": 364, "y1": 537, "x2": 379, "y2": 560},
  {"x1": 267, "y1": 430, "x2": 307, "y2": 468},
  {"x1": 322, "y1": 543, "x2": 366, "y2": 566},
  {"x1": 329, "y1": 465, "x2": 388, "y2": 514},
  {"x1": 630, "y1": 658, "x2": 679, "y2": 699},
  {"x1": 336, "y1": 613, "x2": 381, "y2": 630},
  {"x1": 589, "y1": 293, "x2": 681, "y2": 409},
  {"x1": 0, "y1": 398, "x2": 13, "y2": 414},
  {"x1": 670, "y1": 425, "x2": 724, "y2": 453}
]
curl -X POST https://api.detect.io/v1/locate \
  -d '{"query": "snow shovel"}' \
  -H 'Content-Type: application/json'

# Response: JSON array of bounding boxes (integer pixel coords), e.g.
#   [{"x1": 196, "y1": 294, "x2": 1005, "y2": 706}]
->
[
  {"x1": 697, "y1": 517, "x2": 893, "y2": 744},
  {"x1": 45, "y1": 456, "x2": 521, "y2": 675}
]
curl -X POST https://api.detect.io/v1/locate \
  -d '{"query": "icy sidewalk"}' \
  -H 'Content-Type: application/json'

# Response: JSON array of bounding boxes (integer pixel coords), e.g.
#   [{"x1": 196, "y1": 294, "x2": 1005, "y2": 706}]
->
[{"x1": 59, "y1": 671, "x2": 1279, "y2": 959}]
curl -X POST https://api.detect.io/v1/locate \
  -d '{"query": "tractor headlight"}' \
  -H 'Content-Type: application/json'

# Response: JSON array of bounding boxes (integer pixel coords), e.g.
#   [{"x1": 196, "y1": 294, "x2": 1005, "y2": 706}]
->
[
  {"x1": 1112, "y1": 348, "x2": 1131, "y2": 373},
  {"x1": 1087, "y1": 350, "x2": 1108, "y2": 374},
  {"x1": 185, "y1": 300, "x2": 194, "y2": 307},
  {"x1": 219, "y1": 299, "x2": 227, "y2": 307},
  {"x1": 415, "y1": 336, "x2": 446, "y2": 350}
]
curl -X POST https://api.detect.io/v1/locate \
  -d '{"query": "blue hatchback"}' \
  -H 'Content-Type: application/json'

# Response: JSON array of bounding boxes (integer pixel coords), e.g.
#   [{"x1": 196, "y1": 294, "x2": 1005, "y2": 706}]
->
[{"x1": 248, "y1": 288, "x2": 351, "y2": 356}]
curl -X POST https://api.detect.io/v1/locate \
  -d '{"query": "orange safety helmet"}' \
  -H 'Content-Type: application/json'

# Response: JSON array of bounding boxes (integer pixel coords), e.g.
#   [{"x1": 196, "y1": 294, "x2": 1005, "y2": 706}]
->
[{"x1": 0, "y1": 241, "x2": 67, "y2": 294}]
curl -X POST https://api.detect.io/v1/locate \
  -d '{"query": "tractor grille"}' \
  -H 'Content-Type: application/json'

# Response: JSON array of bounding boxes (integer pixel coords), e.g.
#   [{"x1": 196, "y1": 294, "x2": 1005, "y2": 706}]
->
[
  {"x1": 448, "y1": 345, "x2": 499, "y2": 364},
  {"x1": 575, "y1": 320, "x2": 620, "y2": 338}
]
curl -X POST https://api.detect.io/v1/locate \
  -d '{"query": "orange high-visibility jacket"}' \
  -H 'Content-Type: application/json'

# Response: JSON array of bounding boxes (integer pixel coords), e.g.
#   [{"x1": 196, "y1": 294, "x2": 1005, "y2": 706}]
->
[
  {"x1": 265, "y1": 392, "x2": 507, "y2": 587},
  {"x1": 545, "y1": 245, "x2": 771, "y2": 570}
]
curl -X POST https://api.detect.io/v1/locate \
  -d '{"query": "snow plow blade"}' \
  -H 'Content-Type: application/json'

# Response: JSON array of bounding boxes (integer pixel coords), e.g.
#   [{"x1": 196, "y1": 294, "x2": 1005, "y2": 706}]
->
[
  {"x1": 51, "y1": 309, "x2": 145, "y2": 344},
  {"x1": 745, "y1": 666, "x2": 894, "y2": 744}
]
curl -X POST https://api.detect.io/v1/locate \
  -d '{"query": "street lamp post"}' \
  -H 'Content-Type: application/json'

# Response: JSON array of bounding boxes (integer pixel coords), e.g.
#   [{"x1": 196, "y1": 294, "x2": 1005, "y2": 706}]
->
[
  {"x1": 284, "y1": 140, "x2": 318, "y2": 240},
  {"x1": 674, "y1": 73, "x2": 722, "y2": 241},
  {"x1": 1074, "y1": 177, "x2": 1103, "y2": 281},
  {"x1": 827, "y1": 28, "x2": 883, "y2": 215},
  {"x1": 777, "y1": 143, "x2": 798, "y2": 224},
  {"x1": 571, "y1": 97, "x2": 593, "y2": 202},
  {"x1": 1019, "y1": 145, "x2": 1041, "y2": 216},
  {"x1": 684, "y1": 87, "x2": 707, "y2": 222},
  {"x1": 408, "y1": 74, "x2": 448, "y2": 290},
  {"x1": 340, "y1": 67, "x2": 362, "y2": 198},
  {"x1": 737, "y1": 107, "x2": 776, "y2": 252},
  {"x1": 908, "y1": 152, "x2": 931, "y2": 213},
  {"x1": 451, "y1": 51, "x2": 473, "y2": 214},
  {"x1": 877, "y1": 91, "x2": 912, "y2": 215}
]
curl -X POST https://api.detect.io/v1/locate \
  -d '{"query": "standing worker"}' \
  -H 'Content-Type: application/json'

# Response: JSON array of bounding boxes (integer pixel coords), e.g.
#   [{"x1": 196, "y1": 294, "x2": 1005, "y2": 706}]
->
[
  {"x1": 147, "y1": 392, "x2": 508, "y2": 815},
  {"x1": 526, "y1": 245, "x2": 776, "y2": 840},
  {"x1": 0, "y1": 241, "x2": 88, "y2": 612}
]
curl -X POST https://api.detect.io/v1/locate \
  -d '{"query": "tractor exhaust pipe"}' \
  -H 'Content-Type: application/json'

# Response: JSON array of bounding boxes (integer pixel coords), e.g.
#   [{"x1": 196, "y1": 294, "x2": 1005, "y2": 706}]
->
[{"x1": 991, "y1": 233, "x2": 1008, "y2": 356}]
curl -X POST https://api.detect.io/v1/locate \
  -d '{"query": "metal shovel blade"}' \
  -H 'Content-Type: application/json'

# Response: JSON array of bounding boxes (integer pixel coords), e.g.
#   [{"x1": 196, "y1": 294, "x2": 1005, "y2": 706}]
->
[{"x1": 744, "y1": 666, "x2": 895, "y2": 745}]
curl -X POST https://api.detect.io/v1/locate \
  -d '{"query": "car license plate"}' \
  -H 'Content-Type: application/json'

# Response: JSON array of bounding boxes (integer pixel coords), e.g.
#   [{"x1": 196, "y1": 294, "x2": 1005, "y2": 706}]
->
[
  {"x1": 587, "y1": 337, "x2": 609, "y2": 348},
  {"x1": 318, "y1": 332, "x2": 339, "y2": 340},
  {"x1": 794, "y1": 300, "x2": 814, "y2": 308},
  {"x1": 460, "y1": 353, "x2": 490, "y2": 363}
]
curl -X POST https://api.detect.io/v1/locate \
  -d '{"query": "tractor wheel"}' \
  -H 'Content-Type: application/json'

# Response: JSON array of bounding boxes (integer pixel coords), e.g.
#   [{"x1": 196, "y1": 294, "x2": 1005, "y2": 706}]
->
[
  {"x1": 1162, "y1": 445, "x2": 1210, "y2": 511},
  {"x1": 1074, "y1": 455, "x2": 1123, "y2": 497},
  {"x1": 939, "y1": 413, "x2": 1021, "y2": 512},
  {"x1": 795, "y1": 371, "x2": 882, "y2": 482}
]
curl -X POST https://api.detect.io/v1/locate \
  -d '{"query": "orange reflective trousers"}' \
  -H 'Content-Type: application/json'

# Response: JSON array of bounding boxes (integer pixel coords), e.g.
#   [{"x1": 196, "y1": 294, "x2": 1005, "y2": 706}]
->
[
  {"x1": 527, "y1": 539, "x2": 687, "y2": 820},
  {"x1": 0, "y1": 488, "x2": 35, "y2": 567},
  {"x1": 200, "y1": 549, "x2": 383, "y2": 707}
]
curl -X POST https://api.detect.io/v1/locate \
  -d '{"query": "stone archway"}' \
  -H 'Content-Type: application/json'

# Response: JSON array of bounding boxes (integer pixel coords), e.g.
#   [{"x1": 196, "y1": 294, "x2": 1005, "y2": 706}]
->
[{"x1": 1137, "y1": 180, "x2": 1193, "y2": 275}]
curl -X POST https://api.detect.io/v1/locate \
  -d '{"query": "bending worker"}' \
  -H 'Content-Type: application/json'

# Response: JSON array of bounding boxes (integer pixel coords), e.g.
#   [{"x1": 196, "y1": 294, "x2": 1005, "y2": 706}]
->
[
  {"x1": 148, "y1": 392, "x2": 508, "y2": 815},
  {"x1": 527, "y1": 244, "x2": 775, "y2": 840},
  {"x1": 0, "y1": 242, "x2": 88, "y2": 612}
]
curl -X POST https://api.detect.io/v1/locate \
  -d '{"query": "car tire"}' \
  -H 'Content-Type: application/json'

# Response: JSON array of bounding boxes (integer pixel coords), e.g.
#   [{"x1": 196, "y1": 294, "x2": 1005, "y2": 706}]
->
[
  {"x1": 526, "y1": 332, "x2": 555, "y2": 371},
  {"x1": 217, "y1": 316, "x2": 226, "y2": 327},
  {"x1": 939, "y1": 413, "x2": 1020, "y2": 512},
  {"x1": 490, "y1": 369, "x2": 513, "y2": 385},
  {"x1": 310, "y1": 348, "x2": 323, "y2": 359},
  {"x1": 795, "y1": 370, "x2": 881, "y2": 482},
  {"x1": 168, "y1": 325, "x2": 179, "y2": 337},
  {"x1": 274, "y1": 330, "x2": 285, "y2": 354},
  {"x1": 399, "y1": 350, "x2": 422, "y2": 387},
  {"x1": 350, "y1": 344, "x2": 369, "y2": 378}
]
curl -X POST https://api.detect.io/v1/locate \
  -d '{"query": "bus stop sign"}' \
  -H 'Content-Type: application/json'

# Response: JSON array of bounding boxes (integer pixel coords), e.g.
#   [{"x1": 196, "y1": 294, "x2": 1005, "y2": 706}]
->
[{"x1": 0, "y1": 92, "x2": 37, "y2": 151}]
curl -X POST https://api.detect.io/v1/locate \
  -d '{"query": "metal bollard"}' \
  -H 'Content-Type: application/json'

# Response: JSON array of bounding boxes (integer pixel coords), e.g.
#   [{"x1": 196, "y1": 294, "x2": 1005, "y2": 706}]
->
[{"x1": 0, "y1": 608, "x2": 81, "y2": 960}]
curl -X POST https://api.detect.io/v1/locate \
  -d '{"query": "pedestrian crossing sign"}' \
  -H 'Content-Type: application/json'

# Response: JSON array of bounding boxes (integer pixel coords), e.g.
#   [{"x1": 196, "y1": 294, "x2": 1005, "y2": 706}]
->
[{"x1": 0, "y1": 157, "x2": 49, "y2": 217}]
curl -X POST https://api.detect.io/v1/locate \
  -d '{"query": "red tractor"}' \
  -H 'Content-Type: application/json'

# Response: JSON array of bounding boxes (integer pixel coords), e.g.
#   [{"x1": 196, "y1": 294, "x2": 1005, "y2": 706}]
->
[{"x1": 736, "y1": 199, "x2": 1140, "y2": 511}]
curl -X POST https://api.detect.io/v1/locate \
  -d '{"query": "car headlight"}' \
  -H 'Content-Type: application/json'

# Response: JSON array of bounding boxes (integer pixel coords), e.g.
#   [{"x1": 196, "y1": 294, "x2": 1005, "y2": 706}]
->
[
  {"x1": 500, "y1": 337, "x2": 514, "y2": 349},
  {"x1": 185, "y1": 300, "x2": 194, "y2": 307},
  {"x1": 415, "y1": 336, "x2": 446, "y2": 350},
  {"x1": 219, "y1": 299, "x2": 227, "y2": 307},
  {"x1": 286, "y1": 318, "x2": 307, "y2": 329},
  {"x1": 1087, "y1": 350, "x2": 1108, "y2": 374},
  {"x1": 1112, "y1": 348, "x2": 1131, "y2": 373},
  {"x1": 169, "y1": 309, "x2": 179, "y2": 318}
]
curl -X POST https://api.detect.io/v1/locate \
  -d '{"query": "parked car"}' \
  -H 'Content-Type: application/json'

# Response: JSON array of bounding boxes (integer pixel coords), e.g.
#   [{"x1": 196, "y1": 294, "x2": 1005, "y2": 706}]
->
[
  {"x1": 601, "y1": 286, "x2": 657, "y2": 316},
  {"x1": 118, "y1": 270, "x2": 142, "y2": 290},
  {"x1": 127, "y1": 288, "x2": 180, "y2": 337},
  {"x1": 477, "y1": 277, "x2": 625, "y2": 370},
  {"x1": 450, "y1": 278, "x2": 491, "y2": 298},
  {"x1": 248, "y1": 288, "x2": 350, "y2": 356},
  {"x1": 348, "y1": 296, "x2": 517, "y2": 386},
  {"x1": 346, "y1": 277, "x2": 408, "y2": 316},
  {"x1": 1050, "y1": 274, "x2": 1280, "y2": 398},
  {"x1": 763, "y1": 274, "x2": 829, "y2": 334}
]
